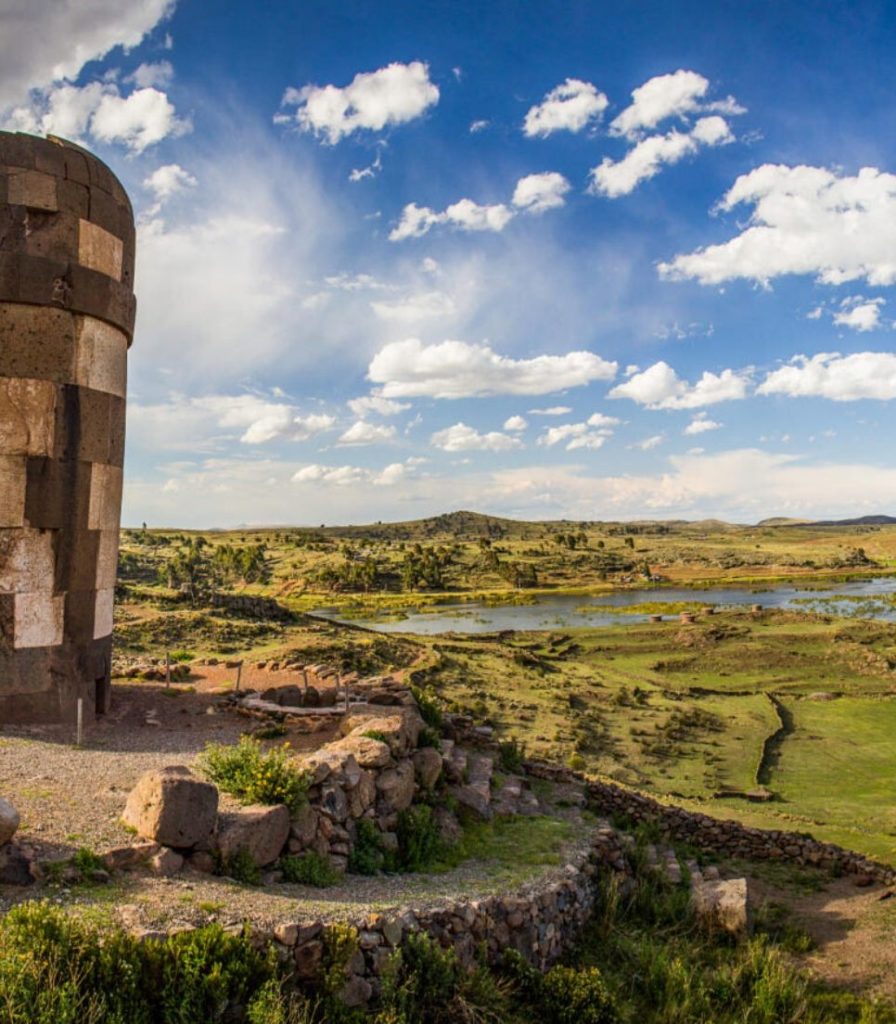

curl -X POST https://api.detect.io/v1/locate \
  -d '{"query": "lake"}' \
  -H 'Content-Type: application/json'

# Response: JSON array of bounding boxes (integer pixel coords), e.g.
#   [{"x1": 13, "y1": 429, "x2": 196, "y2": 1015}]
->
[{"x1": 315, "y1": 576, "x2": 896, "y2": 634}]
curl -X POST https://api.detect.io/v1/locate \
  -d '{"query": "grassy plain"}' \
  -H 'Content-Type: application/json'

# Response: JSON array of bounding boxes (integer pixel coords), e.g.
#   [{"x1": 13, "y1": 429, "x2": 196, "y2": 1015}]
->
[{"x1": 113, "y1": 514, "x2": 896, "y2": 863}]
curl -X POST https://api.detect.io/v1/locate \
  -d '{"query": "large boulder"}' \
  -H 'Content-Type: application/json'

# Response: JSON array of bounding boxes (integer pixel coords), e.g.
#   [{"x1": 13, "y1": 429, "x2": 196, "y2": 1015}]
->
[
  {"x1": 326, "y1": 734, "x2": 393, "y2": 770},
  {"x1": 692, "y1": 878, "x2": 752, "y2": 937},
  {"x1": 340, "y1": 706, "x2": 423, "y2": 756},
  {"x1": 0, "y1": 797, "x2": 20, "y2": 845},
  {"x1": 216, "y1": 803, "x2": 290, "y2": 867},
  {"x1": 375, "y1": 759, "x2": 416, "y2": 813},
  {"x1": 412, "y1": 747, "x2": 442, "y2": 790},
  {"x1": 122, "y1": 767, "x2": 218, "y2": 850}
]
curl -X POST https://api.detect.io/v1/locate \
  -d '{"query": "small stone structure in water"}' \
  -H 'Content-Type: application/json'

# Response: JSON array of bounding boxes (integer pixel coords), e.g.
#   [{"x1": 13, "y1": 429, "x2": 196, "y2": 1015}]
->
[{"x1": 0, "y1": 131, "x2": 136, "y2": 723}]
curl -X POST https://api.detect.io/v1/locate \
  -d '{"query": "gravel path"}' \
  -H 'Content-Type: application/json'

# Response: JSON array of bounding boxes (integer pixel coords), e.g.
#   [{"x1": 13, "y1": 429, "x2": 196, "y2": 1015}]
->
[{"x1": 0, "y1": 681, "x2": 334, "y2": 859}]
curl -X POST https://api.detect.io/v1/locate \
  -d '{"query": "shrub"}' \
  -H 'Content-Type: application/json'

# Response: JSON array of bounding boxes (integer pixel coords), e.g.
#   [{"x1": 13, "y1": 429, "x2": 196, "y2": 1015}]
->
[
  {"x1": 540, "y1": 965, "x2": 619, "y2": 1024},
  {"x1": 376, "y1": 931, "x2": 510, "y2": 1024},
  {"x1": 215, "y1": 847, "x2": 261, "y2": 885},
  {"x1": 416, "y1": 725, "x2": 441, "y2": 750},
  {"x1": 395, "y1": 805, "x2": 442, "y2": 872},
  {"x1": 280, "y1": 853, "x2": 341, "y2": 888},
  {"x1": 0, "y1": 903, "x2": 271, "y2": 1024},
  {"x1": 199, "y1": 736, "x2": 310, "y2": 812},
  {"x1": 348, "y1": 819, "x2": 385, "y2": 875},
  {"x1": 362, "y1": 729, "x2": 390, "y2": 743},
  {"x1": 497, "y1": 737, "x2": 526, "y2": 774},
  {"x1": 410, "y1": 685, "x2": 443, "y2": 731}
]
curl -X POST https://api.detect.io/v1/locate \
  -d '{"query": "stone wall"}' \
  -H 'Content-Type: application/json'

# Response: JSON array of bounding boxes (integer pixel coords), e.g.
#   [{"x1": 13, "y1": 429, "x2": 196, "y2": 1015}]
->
[
  {"x1": 525, "y1": 761, "x2": 896, "y2": 886},
  {"x1": 0, "y1": 131, "x2": 136, "y2": 724}
]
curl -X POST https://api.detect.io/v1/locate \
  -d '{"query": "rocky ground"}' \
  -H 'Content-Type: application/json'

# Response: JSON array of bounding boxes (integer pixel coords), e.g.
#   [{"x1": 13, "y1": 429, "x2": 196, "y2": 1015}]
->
[{"x1": 0, "y1": 676, "x2": 336, "y2": 861}]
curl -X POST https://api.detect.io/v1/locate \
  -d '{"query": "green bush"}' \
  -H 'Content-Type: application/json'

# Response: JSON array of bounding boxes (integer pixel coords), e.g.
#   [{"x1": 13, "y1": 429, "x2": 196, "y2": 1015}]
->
[
  {"x1": 215, "y1": 847, "x2": 262, "y2": 885},
  {"x1": 375, "y1": 931, "x2": 507, "y2": 1024},
  {"x1": 347, "y1": 819, "x2": 385, "y2": 875},
  {"x1": 395, "y1": 805, "x2": 442, "y2": 872},
  {"x1": 199, "y1": 736, "x2": 310, "y2": 812},
  {"x1": 280, "y1": 853, "x2": 341, "y2": 888},
  {"x1": 416, "y1": 725, "x2": 441, "y2": 750},
  {"x1": 410, "y1": 685, "x2": 443, "y2": 731},
  {"x1": 540, "y1": 965, "x2": 618, "y2": 1024},
  {"x1": 0, "y1": 903, "x2": 271, "y2": 1024},
  {"x1": 497, "y1": 737, "x2": 526, "y2": 774}
]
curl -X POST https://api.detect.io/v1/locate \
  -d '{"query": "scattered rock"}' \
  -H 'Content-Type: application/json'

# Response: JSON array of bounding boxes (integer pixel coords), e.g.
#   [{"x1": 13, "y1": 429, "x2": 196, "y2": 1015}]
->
[
  {"x1": 692, "y1": 878, "x2": 752, "y2": 937},
  {"x1": 216, "y1": 804, "x2": 290, "y2": 867},
  {"x1": 0, "y1": 797, "x2": 20, "y2": 846},
  {"x1": 412, "y1": 747, "x2": 442, "y2": 790},
  {"x1": 0, "y1": 843, "x2": 34, "y2": 885},
  {"x1": 149, "y1": 847, "x2": 184, "y2": 877},
  {"x1": 121, "y1": 767, "x2": 218, "y2": 850}
]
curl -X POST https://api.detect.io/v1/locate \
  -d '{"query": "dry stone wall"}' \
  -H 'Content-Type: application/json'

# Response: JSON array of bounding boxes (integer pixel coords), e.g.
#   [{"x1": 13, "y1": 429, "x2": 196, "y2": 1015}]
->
[
  {"x1": 0, "y1": 131, "x2": 136, "y2": 724},
  {"x1": 525, "y1": 761, "x2": 896, "y2": 885}
]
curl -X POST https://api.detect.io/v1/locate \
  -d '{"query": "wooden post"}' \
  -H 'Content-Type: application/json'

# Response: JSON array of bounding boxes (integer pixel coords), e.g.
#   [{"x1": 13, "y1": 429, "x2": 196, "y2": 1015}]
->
[
  {"x1": 235, "y1": 661, "x2": 243, "y2": 693},
  {"x1": 76, "y1": 698, "x2": 83, "y2": 746},
  {"x1": 302, "y1": 668, "x2": 308, "y2": 694},
  {"x1": 165, "y1": 651, "x2": 171, "y2": 686}
]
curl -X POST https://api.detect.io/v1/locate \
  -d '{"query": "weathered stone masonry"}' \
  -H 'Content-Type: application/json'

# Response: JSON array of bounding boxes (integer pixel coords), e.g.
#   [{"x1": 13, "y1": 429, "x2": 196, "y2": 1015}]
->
[{"x1": 0, "y1": 131, "x2": 136, "y2": 724}]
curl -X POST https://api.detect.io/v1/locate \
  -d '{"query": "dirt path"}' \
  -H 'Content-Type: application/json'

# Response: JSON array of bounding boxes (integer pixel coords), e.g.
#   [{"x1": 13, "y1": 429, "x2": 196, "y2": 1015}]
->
[{"x1": 749, "y1": 871, "x2": 896, "y2": 1000}]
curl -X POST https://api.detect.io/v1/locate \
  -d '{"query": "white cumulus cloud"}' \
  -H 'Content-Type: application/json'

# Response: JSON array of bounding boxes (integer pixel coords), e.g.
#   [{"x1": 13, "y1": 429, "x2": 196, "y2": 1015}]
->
[
  {"x1": 389, "y1": 199, "x2": 513, "y2": 241},
  {"x1": 503, "y1": 415, "x2": 528, "y2": 431},
  {"x1": 431, "y1": 422, "x2": 522, "y2": 452},
  {"x1": 523, "y1": 78, "x2": 608, "y2": 137},
  {"x1": 833, "y1": 296, "x2": 886, "y2": 332},
  {"x1": 659, "y1": 164, "x2": 896, "y2": 287},
  {"x1": 278, "y1": 60, "x2": 439, "y2": 143},
  {"x1": 368, "y1": 338, "x2": 617, "y2": 398},
  {"x1": 337, "y1": 421, "x2": 397, "y2": 446},
  {"x1": 609, "y1": 361, "x2": 750, "y2": 409},
  {"x1": 347, "y1": 396, "x2": 410, "y2": 418},
  {"x1": 590, "y1": 116, "x2": 733, "y2": 197},
  {"x1": 758, "y1": 352, "x2": 896, "y2": 401},
  {"x1": 144, "y1": 163, "x2": 197, "y2": 202},
  {"x1": 684, "y1": 412, "x2": 723, "y2": 435},
  {"x1": 512, "y1": 172, "x2": 571, "y2": 213},
  {"x1": 9, "y1": 81, "x2": 189, "y2": 153},
  {"x1": 0, "y1": 0, "x2": 174, "y2": 110},
  {"x1": 609, "y1": 69, "x2": 710, "y2": 139}
]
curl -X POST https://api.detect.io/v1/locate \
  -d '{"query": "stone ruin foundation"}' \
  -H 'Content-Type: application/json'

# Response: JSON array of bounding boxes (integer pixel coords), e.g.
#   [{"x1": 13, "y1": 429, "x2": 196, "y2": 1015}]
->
[{"x1": 0, "y1": 132, "x2": 136, "y2": 724}]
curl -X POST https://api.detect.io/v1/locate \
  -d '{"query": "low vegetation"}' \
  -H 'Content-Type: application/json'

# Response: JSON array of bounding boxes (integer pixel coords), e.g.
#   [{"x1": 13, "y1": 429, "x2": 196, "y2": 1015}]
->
[{"x1": 199, "y1": 736, "x2": 310, "y2": 813}]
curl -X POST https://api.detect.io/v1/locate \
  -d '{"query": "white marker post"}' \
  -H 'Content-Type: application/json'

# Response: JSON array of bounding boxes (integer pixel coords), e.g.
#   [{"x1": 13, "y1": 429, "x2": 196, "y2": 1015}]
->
[{"x1": 76, "y1": 698, "x2": 83, "y2": 747}]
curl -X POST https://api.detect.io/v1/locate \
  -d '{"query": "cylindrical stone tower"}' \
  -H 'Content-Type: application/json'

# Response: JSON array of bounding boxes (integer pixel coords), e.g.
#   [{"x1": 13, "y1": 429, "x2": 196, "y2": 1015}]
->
[{"x1": 0, "y1": 132, "x2": 136, "y2": 724}]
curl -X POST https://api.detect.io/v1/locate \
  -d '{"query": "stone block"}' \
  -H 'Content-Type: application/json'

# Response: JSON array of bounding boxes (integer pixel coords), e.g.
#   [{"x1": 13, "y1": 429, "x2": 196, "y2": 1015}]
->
[
  {"x1": 95, "y1": 529, "x2": 119, "y2": 590},
  {"x1": 88, "y1": 462, "x2": 123, "y2": 530},
  {"x1": 0, "y1": 527, "x2": 56, "y2": 593},
  {"x1": 0, "y1": 304, "x2": 76, "y2": 384},
  {"x1": 13, "y1": 591, "x2": 64, "y2": 648},
  {"x1": 121, "y1": 767, "x2": 219, "y2": 849},
  {"x1": 0, "y1": 455, "x2": 26, "y2": 526},
  {"x1": 216, "y1": 804, "x2": 290, "y2": 867},
  {"x1": 93, "y1": 588, "x2": 114, "y2": 640},
  {"x1": 18, "y1": 209, "x2": 80, "y2": 263},
  {"x1": 78, "y1": 219, "x2": 123, "y2": 281},
  {"x1": 74, "y1": 315, "x2": 128, "y2": 396},
  {"x1": 8, "y1": 169, "x2": 57, "y2": 212},
  {"x1": 0, "y1": 377, "x2": 57, "y2": 456}
]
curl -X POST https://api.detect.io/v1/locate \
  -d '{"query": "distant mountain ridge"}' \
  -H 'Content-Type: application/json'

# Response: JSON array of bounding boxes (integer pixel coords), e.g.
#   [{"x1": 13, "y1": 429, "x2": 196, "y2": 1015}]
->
[{"x1": 808, "y1": 515, "x2": 896, "y2": 527}]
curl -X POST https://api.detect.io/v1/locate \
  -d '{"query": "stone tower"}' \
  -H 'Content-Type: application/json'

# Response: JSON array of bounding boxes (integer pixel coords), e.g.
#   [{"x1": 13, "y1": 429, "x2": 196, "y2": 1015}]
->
[{"x1": 0, "y1": 132, "x2": 136, "y2": 723}]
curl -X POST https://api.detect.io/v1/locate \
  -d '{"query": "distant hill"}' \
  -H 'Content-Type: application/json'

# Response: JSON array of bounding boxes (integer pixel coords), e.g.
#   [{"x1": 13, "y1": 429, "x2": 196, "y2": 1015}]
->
[
  {"x1": 809, "y1": 515, "x2": 896, "y2": 527},
  {"x1": 756, "y1": 517, "x2": 811, "y2": 526}
]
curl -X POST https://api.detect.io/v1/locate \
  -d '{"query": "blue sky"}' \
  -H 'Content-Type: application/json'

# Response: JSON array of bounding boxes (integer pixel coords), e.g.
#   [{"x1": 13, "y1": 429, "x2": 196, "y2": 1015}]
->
[{"x1": 3, "y1": 0, "x2": 896, "y2": 526}]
